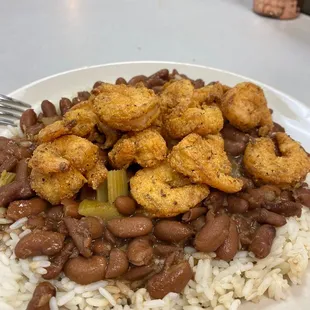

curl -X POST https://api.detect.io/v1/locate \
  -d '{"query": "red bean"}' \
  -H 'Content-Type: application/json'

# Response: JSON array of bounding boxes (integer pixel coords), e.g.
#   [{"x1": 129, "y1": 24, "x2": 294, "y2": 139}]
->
[
  {"x1": 93, "y1": 240, "x2": 112, "y2": 256},
  {"x1": 294, "y1": 187, "x2": 310, "y2": 208},
  {"x1": 189, "y1": 215, "x2": 206, "y2": 232},
  {"x1": 105, "y1": 248, "x2": 129, "y2": 279},
  {"x1": 154, "y1": 221, "x2": 194, "y2": 243},
  {"x1": 107, "y1": 217, "x2": 153, "y2": 238},
  {"x1": 153, "y1": 244, "x2": 182, "y2": 257},
  {"x1": 227, "y1": 196, "x2": 249, "y2": 214},
  {"x1": 215, "y1": 219, "x2": 239, "y2": 261},
  {"x1": 128, "y1": 75, "x2": 147, "y2": 86},
  {"x1": 265, "y1": 201, "x2": 302, "y2": 217},
  {"x1": 59, "y1": 98, "x2": 72, "y2": 115},
  {"x1": 124, "y1": 265, "x2": 154, "y2": 281},
  {"x1": 80, "y1": 216, "x2": 104, "y2": 239},
  {"x1": 182, "y1": 207, "x2": 206, "y2": 222},
  {"x1": 93, "y1": 81, "x2": 104, "y2": 89},
  {"x1": 41, "y1": 100, "x2": 57, "y2": 117},
  {"x1": 26, "y1": 282, "x2": 56, "y2": 310},
  {"x1": 20, "y1": 109, "x2": 38, "y2": 133},
  {"x1": 246, "y1": 209, "x2": 286, "y2": 227},
  {"x1": 127, "y1": 237, "x2": 153, "y2": 266},
  {"x1": 194, "y1": 214, "x2": 230, "y2": 252},
  {"x1": 115, "y1": 196, "x2": 136, "y2": 215},
  {"x1": 249, "y1": 225, "x2": 276, "y2": 259},
  {"x1": 204, "y1": 191, "x2": 226, "y2": 212},
  {"x1": 64, "y1": 256, "x2": 107, "y2": 285},
  {"x1": 7, "y1": 198, "x2": 48, "y2": 220},
  {"x1": 115, "y1": 78, "x2": 127, "y2": 85}
]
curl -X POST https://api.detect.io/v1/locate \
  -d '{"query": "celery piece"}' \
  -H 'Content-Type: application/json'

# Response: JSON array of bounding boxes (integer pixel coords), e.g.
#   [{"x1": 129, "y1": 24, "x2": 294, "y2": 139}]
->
[
  {"x1": 0, "y1": 171, "x2": 16, "y2": 187},
  {"x1": 107, "y1": 170, "x2": 128, "y2": 204},
  {"x1": 78, "y1": 199, "x2": 122, "y2": 221},
  {"x1": 97, "y1": 180, "x2": 108, "y2": 202}
]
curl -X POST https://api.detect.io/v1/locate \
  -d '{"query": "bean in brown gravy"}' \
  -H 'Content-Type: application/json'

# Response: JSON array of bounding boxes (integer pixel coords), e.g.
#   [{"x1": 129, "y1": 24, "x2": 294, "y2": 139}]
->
[
  {"x1": 182, "y1": 206, "x2": 206, "y2": 222},
  {"x1": 92, "y1": 239, "x2": 112, "y2": 256},
  {"x1": 105, "y1": 248, "x2": 129, "y2": 279},
  {"x1": 127, "y1": 237, "x2": 153, "y2": 266},
  {"x1": 124, "y1": 265, "x2": 154, "y2": 281},
  {"x1": 115, "y1": 195, "x2": 136, "y2": 215},
  {"x1": 26, "y1": 282, "x2": 56, "y2": 310}
]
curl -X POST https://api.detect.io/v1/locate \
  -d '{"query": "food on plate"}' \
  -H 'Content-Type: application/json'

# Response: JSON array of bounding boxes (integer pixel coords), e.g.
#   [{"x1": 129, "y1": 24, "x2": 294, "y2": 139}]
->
[
  {"x1": 244, "y1": 132, "x2": 310, "y2": 188},
  {"x1": 160, "y1": 79, "x2": 224, "y2": 138},
  {"x1": 108, "y1": 128, "x2": 167, "y2": 169},
  {"x1": 220, "y1": 82, "x2": 273, "y2": 136},
  {"x1": 130, "y1": 162, "x2": 210, "y2": 217},
  {"x1": 168, "y1": 133, "x2": 243, "y2": 192},
  {"x1": 29, "y1": 135, "x2": 107, "y2": 204},
  {"x1": 0, "y1": 68, "x2": 310, "y2": 310}
]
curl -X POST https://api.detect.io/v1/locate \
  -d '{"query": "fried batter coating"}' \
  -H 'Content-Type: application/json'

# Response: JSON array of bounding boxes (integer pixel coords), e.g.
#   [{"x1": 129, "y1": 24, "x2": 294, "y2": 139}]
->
[
  {"x1": 108, "y1": 129, "x2": 167, "y2": 169},
  {"x1": 168, "y1": 133, "x2": 243, "y2": 193},
  {"x1": 160, "y1": 80, "x2": 224, "y2": 139},
  {"x1": 220, "y1": 82, "x2": 273, "y2": 136},
  {"x1": 244, "y1": 133, "x2": 310, "y2": 188},
  {"x1": 29, "y1": 135, "x2": 107, "y2": 204},
  {"x1": 38, "y1": 109, "x2": 98, "y2": 143},
  {"x1": 130, "y1": 162, "x2": 210, "y2": 217},
  {"x1": 93, "y1": 83, "x2": 160, "y2": 131}
]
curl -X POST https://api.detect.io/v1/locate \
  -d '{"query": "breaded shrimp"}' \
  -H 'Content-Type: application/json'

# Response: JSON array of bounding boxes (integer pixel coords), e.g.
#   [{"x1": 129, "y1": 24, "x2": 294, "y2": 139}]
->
[
  {"x1": 220, "y1": 82, "x2": 273, "y2": 136},
  {"x1": 244, "y1": 133, "x2": 310, "y2": 188},
  {"x1": 160, "y1": 80, "x2": 224, "y2": 139},
  {"x1": 168, "y1": 133, "x2": 243, "y2": 193},
  {"x1": 130, "y1": 162, "x2": 210, "y2": 217},
  {"x1": 93, "y1": 83, "x2": 160, "y2": 131},
  {"x1": 29, "y1": 135, "x2": 107, "y2": 204},
  {"x1": 108, "y1": 129, "x2": 167, "y2": 169}
]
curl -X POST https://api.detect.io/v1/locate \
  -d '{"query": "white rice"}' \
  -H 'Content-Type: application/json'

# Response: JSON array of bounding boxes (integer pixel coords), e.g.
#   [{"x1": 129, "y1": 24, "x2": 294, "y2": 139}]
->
[{"x1": 0, "y1": 206, "x2": 310, "y2": 309}]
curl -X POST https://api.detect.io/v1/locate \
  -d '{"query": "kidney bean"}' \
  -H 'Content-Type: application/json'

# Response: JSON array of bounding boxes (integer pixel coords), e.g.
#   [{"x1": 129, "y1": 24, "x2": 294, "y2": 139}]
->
[
  {"x1": 221, "y1": 124, "x2": 249, "y2": 143},
  {"x1": 246, "y1": 208, "x2": 286, "y2": 227},
  {"x1": 146, "y1": 76, "x2": 166, "y2": 89},
  {"x1": 215, "y1": 219, "x2": 239, "y2": 261},
  {"x1": 153, "y1": 244, "x2": 182, "y2": 257},
  {"x1": 239, "y1": 177, "x2": 255, "y2": 191},
  {"x1": 149, "y1": 69, "x2": 169, "y2": 80},
  {"x1": 20, "y1": 109, "x2": 38, "y2": 133},
  {"x1": 80, "y1": 216, "x2": 104, "y2": 239},
  {"x1": 279, "y1": 190, "x2": 294, "y2": 202},
  {"x1": 193, "y1": 79, "x2": 205, "y2": 89},
  {"x1": 152, "y1": 86, "x2": 163, "y2": 94},
  {"x1": 41, "y1": 100, "x2": 57, "y2": 117},
  {"x1": 147, "y1": 261, "x2": 193, "y2": 299},
  {"x1": 249, "y1": 225, "x2": 276, "y2": 259},
  {"x1": 115, "y1": 196, "x2": 136, "y2": 216},
  {"x1": 7, "y1": 197, "x2": 48, "y2": 221},
  {"x1": 227, "y1": 196, "x2": 249, "y2": 214},
  {"x1": 115, "y1": 77, "x2": 127, "y2": 85},
  {"x1": 265, "y1": 201, "x2": 302, "y2": 217},
  {"x1": 0, "y1": 156, "x2": 18, "y2": 173},
  {"x1": 154, "y1": 221, "x2": 194, "y2": 243},
  {"x1": 294, "y1": 187, "x2": 310, "y2": 208},
  {"x1": 105, "y1": 248, "x2": 129, "y2": 279},
  {"x1": 203, "y1": 191, "x2": 226, "y2": 212},
  {"x1": 182, "y1": 207, "x2": 206, "y2": 222},
  {"x1": 107, "y1": 217, "x2": 153, "y2": 238},
  {"x1": 27, "y1": 215, "x2": 46, "y2": 229},
  {"x1": 128, "y1": 75, "x2": 147, "y2": 86},
  {"x1": 194, "y1": 214, "x2": 230, "y2": 252},
  {"x1": 189, "y1": 215, "x2": 206, "y2": 232},
  {"x1": 61, "y1": 198, "x2": 80, "y2": 218},
  {"x1": 271, "y1": 122, "x2": 285, "y2": 133},
  {"x1": 64, "y1": 217, "x2": 92, "y2": 257},
  {"x1": 64, "y1": 256, "x2": 107, "y2": 285},
  {"x1": 224, "y1": 140, "x2": 246, "y2": 156},
  {"x1": 127, "y1": 237, "x2": 153, "y2": 266},
  {"x1": 46, "y1": 206, "x2": 63, "y2": 221},
  {"x1": 124, "y1": 265, "x2": 154, "y2": 281},
  {"x1": 0, "y1": 180, "x2": 32, "y2": 206},
  {"x1": 72, "y1": 97, "x2": 80, "y2": 105},
  {"x1": 93, "y1": 81, "x2": 104, "y2": 89},
  {"x1": 233, "y1": 214, "x2": 259, "y2": 246},
  {"x1": 26, "y1": 282, "x2": 56, "y2": 310},
  {"x1": 15, "y1": 230, "x2": 65, "y2": 259},
  {"x1": 59, "y1": 97, "x2": 72, "y2": 115},
  {"x1": 78, "y1": 91, "x2": 91, "y2": 101},
  {"x1": 104, "y1": 228, "x2": 117, "y2": 244},
  {"x1": 26, "y1": 123, "x2": 45, "y2": 136},
  {"x1": 43, "y1": 241, "x2": 75, "y2": 280},
  {"x1": 93, "y1": 239, "x2": 112, "y2": 256}
]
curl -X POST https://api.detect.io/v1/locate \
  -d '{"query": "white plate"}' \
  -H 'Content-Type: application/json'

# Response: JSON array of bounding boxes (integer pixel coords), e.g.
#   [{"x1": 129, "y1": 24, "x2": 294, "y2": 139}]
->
[{"x1": 4, "y1": 61, "x2": 310, "y2": 309}]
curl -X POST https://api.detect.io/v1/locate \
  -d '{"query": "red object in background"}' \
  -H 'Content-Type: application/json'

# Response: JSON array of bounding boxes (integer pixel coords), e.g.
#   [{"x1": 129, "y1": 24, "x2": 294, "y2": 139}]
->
[{"x1": 253, "y1": 0, "x2": 302, "y2": 19}]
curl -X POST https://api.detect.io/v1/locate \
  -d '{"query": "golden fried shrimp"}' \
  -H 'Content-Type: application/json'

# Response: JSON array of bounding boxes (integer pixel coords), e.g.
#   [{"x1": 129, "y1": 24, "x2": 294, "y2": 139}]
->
[
  {"x1": 108, "y1": 129, "x2": 167, "y2": 169},
  {"x1": 244, "y1": 133, "x2": 310, "y2": 188},
  {"x1": 29, "y1": 135, "x2": 107, "y2": 204},
  {"x1": 93, "y1": 83, "x2": 160, "y2": 131},
  {"x1": 160, "y1": 80, "x2": 224, "y2": 139},
  {"x1": 130, "y1": 162, "x2": 210, "y2": 217},
  {"x1": 220, "y1": 82, "x2": 273, "y2": 136},
  {"x1": 38, "y1": 109, "x2": 98, "y2": 143},
  {"x1": 168, "y1": 133, "x2": 243, "y2": 193}
]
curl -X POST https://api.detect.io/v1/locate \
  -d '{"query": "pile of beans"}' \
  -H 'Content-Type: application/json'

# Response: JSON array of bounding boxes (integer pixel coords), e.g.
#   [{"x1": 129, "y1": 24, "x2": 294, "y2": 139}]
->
[{"x1": 2, "y1": 69, "x2": 310, "y2": 309}]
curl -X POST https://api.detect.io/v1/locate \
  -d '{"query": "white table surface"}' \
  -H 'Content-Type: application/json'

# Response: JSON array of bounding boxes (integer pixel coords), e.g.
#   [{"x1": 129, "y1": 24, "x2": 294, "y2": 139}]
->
[{"x1": 0, "y1": 0, "x2": 310, "y2": 104}]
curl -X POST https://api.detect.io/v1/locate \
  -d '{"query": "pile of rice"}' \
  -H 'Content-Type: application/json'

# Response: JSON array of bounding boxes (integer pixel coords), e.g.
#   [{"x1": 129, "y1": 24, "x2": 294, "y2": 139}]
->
[{"x1": 0, "y1": 205, "x2": 310, "y2": 310}]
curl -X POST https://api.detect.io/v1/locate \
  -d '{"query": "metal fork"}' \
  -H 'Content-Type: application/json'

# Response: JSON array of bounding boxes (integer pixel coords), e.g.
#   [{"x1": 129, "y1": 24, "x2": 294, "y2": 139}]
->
[{"x1": 0, "y1": 94, "x2": 31, "y2": 126}]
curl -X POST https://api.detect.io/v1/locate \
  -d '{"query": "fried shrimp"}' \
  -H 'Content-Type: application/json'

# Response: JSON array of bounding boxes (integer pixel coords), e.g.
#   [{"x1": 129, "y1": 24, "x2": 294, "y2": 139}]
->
[
  {"x1": 130, "y1": 162, "x2": 210, "y2": 217},
  {"x1": 29, "y1": 135, "x2": 107, "y2": 204},
  {"x1": 93, "y1": 83, "x2": 160, "y2": 131},
  {"x1": 220, "y1": 82, "x2": 273, "y2": 136},
  {"x1": 38, "y1": 109, "x2": 98, "y2": 143},
  {"x1": 244, "y1": 132, "x2": 310, "y2": 188},
  {"x1": 168, "y1": 133, "x2": 243, "y2": 193},
  {"x1": 108, "y1": 129, "x2": 167, "y2": 169},
  {"x1": 160, "y1": 80, "x2": 224, "y2": 139}
]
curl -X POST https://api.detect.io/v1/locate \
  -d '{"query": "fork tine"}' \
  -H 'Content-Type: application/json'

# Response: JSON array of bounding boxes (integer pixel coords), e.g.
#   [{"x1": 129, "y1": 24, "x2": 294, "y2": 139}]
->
[
  {"x1": 0, "y1": 94, "x2": 31, "y2": 108},
  {"x1": 0, "y1": 105, "x2": 23, "y2": 116},
  {"x1": 0, "y1": 102, "x2": 26, "y2": 113},
  {"x1": 0, "y1": 119, "x2": 17, "y2": 126}
]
